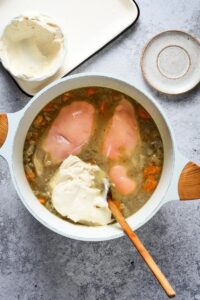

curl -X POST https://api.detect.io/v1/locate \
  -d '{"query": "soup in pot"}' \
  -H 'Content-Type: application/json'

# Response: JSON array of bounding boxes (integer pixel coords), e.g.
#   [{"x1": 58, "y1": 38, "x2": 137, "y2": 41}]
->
[{"x1": 23, "y1": 87, "x2": 163, "y2": 222}]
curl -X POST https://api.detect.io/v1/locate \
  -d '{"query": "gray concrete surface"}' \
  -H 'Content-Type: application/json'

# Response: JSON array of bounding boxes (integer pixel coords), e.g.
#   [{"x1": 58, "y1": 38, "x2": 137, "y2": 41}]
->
[{"x1": 0, "y1": 1, "x2": 200, "y2": 299}]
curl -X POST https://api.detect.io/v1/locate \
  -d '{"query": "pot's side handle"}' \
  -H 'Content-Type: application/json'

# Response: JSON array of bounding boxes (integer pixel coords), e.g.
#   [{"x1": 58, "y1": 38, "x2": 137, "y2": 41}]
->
[
  {"x1": 164, "y1": 151, "x2": 200, "y2": 203},
  {"x1": 0, "y1": 110, "x2": 24, "y2": 162},
  {"x1": 178, "y1": 161, "x2": 200, "y2": 200},
  {"x1": 0, "y1": 113, "x2": 8, "y2": 150}
]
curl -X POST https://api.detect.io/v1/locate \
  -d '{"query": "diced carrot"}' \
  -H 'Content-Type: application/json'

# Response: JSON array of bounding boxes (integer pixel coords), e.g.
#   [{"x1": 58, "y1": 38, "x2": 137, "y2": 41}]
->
[
  {"x1": 34, "y1": 115, "x2": 45, "y2": 128},
  {"x1": 86, "y1": 87, "x2": 97, "y2": 96},
  {"x1": 87, "y1": 159, "x2": 97, "y2": 164},
  {"x1": 25, "y1": 168, "x2": 35, "y2": 182},
  {"x1": 137, "y1": 106, "x2": 151, "y2": 119},
  {"x1": 147, "y1": 175, "x2": 156, "y2": 181},
  {"x1": 143, "y1": 165, "x2": 161, "y2": 178},
  {"x1": 43, "y1": 103, "x2": 55, "y2": 112},
  {"x1": 143, "y1": 175, "x2": 157, "y2": 192},
  {"x1": 99, "y1": 100, "x2": 106, "y2": 112},
  {"x1": 29, "y1": 132, "x2": 38, "y2": 142},
  {"x1": 39, "y1": 197, "x2": 46, "y2": 205}
]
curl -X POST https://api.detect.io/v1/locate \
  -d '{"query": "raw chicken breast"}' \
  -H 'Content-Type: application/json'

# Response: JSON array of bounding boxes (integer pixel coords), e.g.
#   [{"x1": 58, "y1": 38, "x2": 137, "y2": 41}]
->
[
  {"x1": 102, "y1": 99, "x2": 140, "y2": 160},
  {"x1": 109, "y1": 165, "x2": 136, "y2": 195},
  {"x1": 102, "y1": 99, "x2": 140, "y2": 195},
  {"x1": 43, "y1": 101, "x2": 95, "y2": 163}
]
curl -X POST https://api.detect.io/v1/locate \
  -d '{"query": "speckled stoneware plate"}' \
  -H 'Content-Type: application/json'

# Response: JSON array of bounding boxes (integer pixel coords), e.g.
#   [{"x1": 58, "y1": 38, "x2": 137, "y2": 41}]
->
[
  {"x1": 0, "y1": 0, "x2": 139, "y2": 96},
  {"x1": 141, "y1": 30, "x2": 200, "y2": 95}
]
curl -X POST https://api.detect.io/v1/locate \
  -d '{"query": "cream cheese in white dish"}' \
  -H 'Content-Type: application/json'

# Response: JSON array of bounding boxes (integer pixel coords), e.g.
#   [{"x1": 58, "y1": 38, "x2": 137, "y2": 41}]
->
[
  {"x1": 50, "y1": 155, "x2": 112, "y2": 226},
  {"x1": 0, "y1": 13, "x2": 65, "y2": 81}
]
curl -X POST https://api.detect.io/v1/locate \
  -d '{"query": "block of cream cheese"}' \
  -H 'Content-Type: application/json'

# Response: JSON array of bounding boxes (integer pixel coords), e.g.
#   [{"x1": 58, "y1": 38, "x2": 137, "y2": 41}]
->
[
  {"x1": 50, "y1": 155, "x2": 112, "y2": 226},
  {"x1": 0, "y1": 13, "x2": 65, "y2": 81}
]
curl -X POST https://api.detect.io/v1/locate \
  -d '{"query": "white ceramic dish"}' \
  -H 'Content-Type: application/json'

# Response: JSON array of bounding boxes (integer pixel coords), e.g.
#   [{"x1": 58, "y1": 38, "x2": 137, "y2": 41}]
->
[
  {"x1": 141, "y1": 30, "x2": 200, "y2": 94},
  {"x1": 0, "y1": 74, "x2": 200, "y2": 241},
  {"x1": 0, "y1": 0, "x2": 139, "y2": 95}
]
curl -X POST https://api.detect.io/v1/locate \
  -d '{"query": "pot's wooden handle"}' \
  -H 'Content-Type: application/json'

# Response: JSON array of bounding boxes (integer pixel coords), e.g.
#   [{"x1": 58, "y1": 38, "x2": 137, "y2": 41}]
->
[
  {"x1": 0, "y1": 113, "x2": 8, "y2": 149},
  {"x1": 178, "y1": 162, "x2": 200, "y2": 200}
]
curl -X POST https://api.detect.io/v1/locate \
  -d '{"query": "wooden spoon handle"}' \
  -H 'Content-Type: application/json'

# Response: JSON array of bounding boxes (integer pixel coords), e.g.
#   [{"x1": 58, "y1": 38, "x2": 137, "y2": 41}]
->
[
  {"x1": 0, "y1": 113, "x2": 8, "y2": 149},
  {"x1": 108, "y1": 199, "x2": 176, "y2": 298},
  {"x1": 178, "y1": 162, "x2": 200, "y2": 200}
]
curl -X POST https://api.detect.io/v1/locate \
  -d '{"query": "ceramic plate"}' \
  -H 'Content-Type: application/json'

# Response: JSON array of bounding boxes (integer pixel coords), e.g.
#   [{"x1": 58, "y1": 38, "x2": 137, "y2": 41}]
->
[
  {"x1": 141, "y1": 30, "x2": 200, "y2": 94},
  {"x1": 0, "y1": 0, "x2": 139, "y2": 96}
]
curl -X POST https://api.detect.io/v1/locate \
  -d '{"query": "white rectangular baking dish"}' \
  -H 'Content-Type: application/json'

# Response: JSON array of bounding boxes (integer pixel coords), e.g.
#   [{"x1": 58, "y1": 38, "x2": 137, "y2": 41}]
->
[{"x1": 0, "y1": 0, "x2": 139, "y2": 95}]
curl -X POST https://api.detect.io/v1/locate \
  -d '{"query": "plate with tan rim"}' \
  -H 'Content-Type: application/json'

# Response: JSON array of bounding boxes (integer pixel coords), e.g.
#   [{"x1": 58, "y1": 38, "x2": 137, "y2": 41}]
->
[{"x1": 141, "y1": 30, "x2": 200, "y2": 95}]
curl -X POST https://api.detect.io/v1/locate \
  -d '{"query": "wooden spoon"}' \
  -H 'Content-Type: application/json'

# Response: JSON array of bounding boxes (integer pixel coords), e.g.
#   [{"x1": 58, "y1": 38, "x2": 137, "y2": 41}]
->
[{"x1": 107, "y1": 196, "x2": 176, "y2": 298}]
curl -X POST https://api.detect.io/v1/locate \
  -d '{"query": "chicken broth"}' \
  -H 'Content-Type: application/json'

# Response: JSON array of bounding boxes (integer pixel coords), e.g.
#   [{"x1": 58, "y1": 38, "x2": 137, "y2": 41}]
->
[{"x1": 23, "y1": 87, "x2": 163, "y2": 220}]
